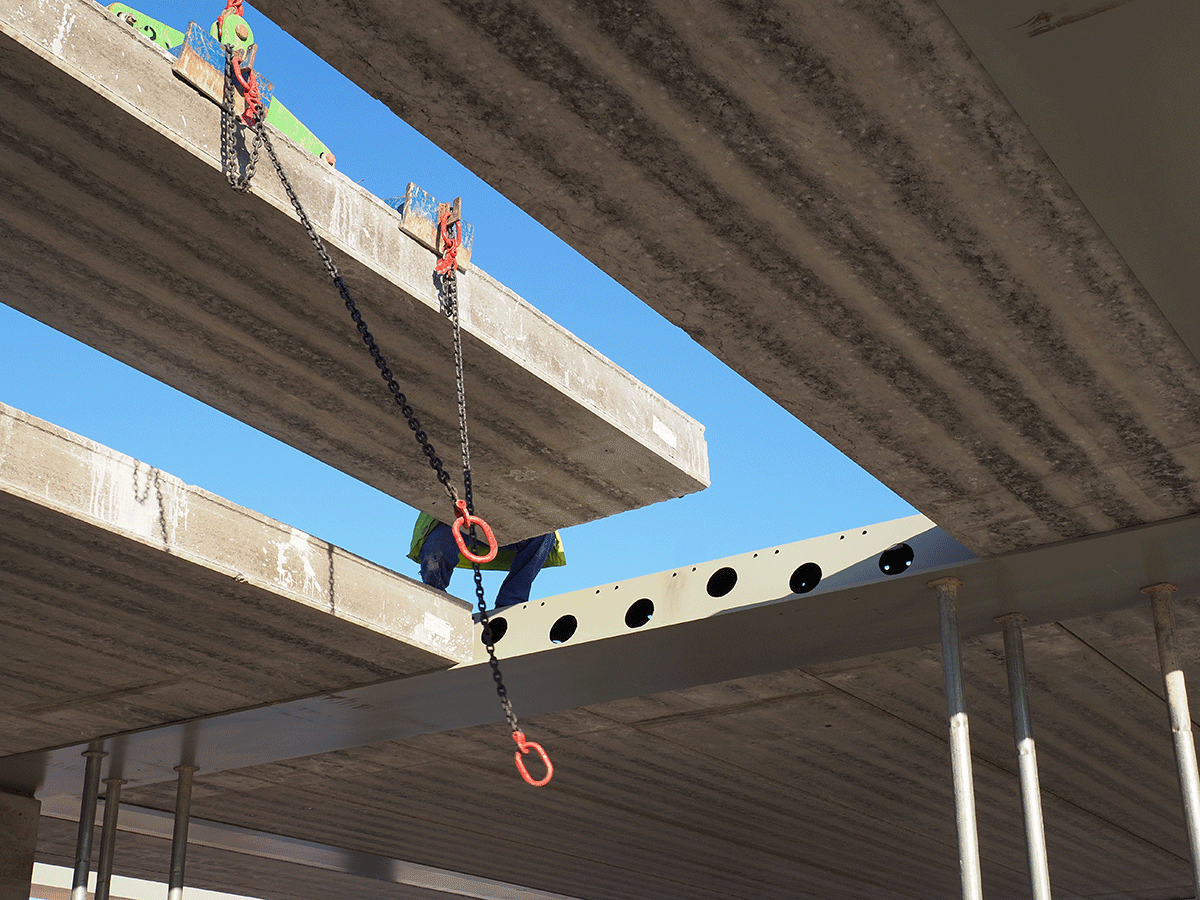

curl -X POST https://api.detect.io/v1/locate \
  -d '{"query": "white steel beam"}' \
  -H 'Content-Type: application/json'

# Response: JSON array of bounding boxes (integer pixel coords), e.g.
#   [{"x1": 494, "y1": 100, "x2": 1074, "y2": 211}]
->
[{"x1": 7, "y1": 509, "x2": 1200, "y2": 801}]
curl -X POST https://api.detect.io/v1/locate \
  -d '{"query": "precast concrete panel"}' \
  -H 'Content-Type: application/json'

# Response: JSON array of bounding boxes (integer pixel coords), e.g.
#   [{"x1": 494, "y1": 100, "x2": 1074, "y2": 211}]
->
[{"x1": 0, "y1": 0, "x2": 709, "y2": 543}]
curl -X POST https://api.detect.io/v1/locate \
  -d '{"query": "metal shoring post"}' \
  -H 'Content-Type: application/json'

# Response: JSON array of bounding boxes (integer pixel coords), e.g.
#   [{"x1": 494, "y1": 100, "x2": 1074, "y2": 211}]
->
[
  {"x1": 930, "y1": 577, "x2": 984, "y2": 900},
  {"x1": 71, "y1": 747, "x2": 108, "y2": 900},
  {"x1": 166, "y1": 766, "x2": 198, "y2": 900},
  {"x1": 95, "y1": 777, "x2": 126, "y2": 900},
  {"x1": 1143, "y1": 582, "x2": 1200, "y2": 897},
  {"x1": 995, "y1": 613, "x2": 1052, "y2": 900}
]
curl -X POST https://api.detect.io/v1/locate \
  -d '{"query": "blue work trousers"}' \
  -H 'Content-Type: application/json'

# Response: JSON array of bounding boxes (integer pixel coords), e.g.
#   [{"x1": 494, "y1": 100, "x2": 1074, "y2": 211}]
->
[{"x1": 419, "y1": 524, "x2": 555, "y2": 609}]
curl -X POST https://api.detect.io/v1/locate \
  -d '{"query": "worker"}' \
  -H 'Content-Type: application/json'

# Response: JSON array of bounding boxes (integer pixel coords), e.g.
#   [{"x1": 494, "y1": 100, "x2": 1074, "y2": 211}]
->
[{"x1": 408, "y1": 512, "x2": 566, "y2": 609}]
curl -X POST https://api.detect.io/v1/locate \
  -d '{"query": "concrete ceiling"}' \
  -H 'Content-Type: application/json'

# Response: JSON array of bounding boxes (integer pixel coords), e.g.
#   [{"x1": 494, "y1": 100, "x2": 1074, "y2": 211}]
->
[
  {"x1": 22, "y1": 602, "x2": 1200, "y2": 900},
  {"x1": 7, "y1": 448, "x2": 1200, "y2": 899},
  {"x1": 0, "y1": 0, "x2": 708, "y2": 543},
  {"x1": 248, "y1": 0, "x2": 1200, "y2": 556},
  {"x1": 934, "y1": 0, "x2": 1200, "y2": 359}
]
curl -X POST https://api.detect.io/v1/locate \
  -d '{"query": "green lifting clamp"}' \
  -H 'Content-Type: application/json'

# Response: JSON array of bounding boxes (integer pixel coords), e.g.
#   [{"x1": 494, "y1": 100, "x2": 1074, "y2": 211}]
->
[{"x1": 107, "y1": 3, "x2": 336, "y2": 167}]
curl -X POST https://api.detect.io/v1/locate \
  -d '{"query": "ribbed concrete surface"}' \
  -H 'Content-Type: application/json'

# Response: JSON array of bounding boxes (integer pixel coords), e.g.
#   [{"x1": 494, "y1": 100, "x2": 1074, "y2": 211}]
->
[
  {"x1": 251, "y1": 0, "x2": 1200, "y2": 555},
  {"x1": 0, "y1": 403, "x2": 471, "y2": 756},
  {"x1": 31, "y1": 602, "x2": 1200, "y2": 900},
  {"x1": 0, "y1": 0, "x2": 708, "y2": 543}
]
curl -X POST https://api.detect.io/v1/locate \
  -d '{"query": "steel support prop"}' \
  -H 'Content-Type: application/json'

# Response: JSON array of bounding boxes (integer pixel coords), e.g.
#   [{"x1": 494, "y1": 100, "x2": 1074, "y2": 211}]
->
[
  {"x1": 930, "y1": 577, "x2": 983, "y2": 900},
  {"x1": 996, "y1": 614, "x2": 1052, "y2": 900},
  {"x1": 166, "y1": 766, "x2": 198, "y2": 900},
  {"x1": 1144, "y1": 583, "x2": 1200, "y2": 898},
  {"x1": 71, "y1": 748, "x2": 107, "y2": 900},
  {"x1": 95, "y1": 778, "x2": 125, "y2": 900}
]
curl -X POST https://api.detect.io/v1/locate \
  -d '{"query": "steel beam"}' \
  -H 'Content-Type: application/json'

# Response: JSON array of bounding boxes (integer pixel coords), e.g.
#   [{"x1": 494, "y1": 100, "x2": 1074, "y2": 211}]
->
[
  {"x1": 70, "y1": 749, "x2": 106, "y2": 900},
  {"x1": 1144, "y1": 582, "x2": 1200, "y2": 898},
  {"x1": 996, "y1": 614, "x2": 1052, "y2": 900},
  {"x1": 166, "y1": 767, "x2": 197, "y2": 900},
  {"x1": 7, "y1": 511, "x2": 1200, "y2": 801},
  {"x1": 931, "y1": 578, "x2": 983, "y2": 900},
  {"x1": 95, "y1": 779, "x2": 124, "y2": 900}
]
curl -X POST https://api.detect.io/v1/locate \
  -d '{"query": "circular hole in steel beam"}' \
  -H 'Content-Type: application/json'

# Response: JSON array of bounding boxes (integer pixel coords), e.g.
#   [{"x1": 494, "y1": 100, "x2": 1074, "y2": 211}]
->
[
  {"x1": 878, "y1": 543, "x2": 915, "y2": 576},
  {"x1": 707, "y1": 567, "x2": 738, "y2": 598},
  {"x1": 790, "y1": 562, "x2": 822, "y2": 594},
  {"x1": 549, "y1": 615, "x2": 578, "y2": 644},
  {"x1": 625, "y1": 598, "x2": 654, "y2": 628},
  {"x1": 481, "y1": 617, "x2": 508, "y2": 644}
]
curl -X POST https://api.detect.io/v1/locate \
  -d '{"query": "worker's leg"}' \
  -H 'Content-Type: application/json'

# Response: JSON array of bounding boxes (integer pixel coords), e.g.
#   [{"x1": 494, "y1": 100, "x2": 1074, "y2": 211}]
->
[
  {"x1": 494, "y1": 533, "x2": 556, "y2": 609},
  {"x1": 418, "y1": 523, "x2": 459, "y2": 591}
]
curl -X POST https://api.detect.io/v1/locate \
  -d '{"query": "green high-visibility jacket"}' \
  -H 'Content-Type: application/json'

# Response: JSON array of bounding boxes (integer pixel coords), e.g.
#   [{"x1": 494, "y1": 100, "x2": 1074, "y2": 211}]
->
[{"x1": 407, "y1": 511, "x2": 566, "y2": 571}]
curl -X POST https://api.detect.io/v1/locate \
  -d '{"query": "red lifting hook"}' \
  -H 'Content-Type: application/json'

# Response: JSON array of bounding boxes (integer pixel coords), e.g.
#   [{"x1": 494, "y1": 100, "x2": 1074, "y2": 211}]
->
[
  {"x1": 451, "y1": 499, "x2": 498, "y2": 564},
  {"x1": 435, "y1": 208, "x2": 462, "y2": 276},
  {"x1": 512, "y1": 731, "x2": 553, "y2": 787},
  {"x1": 233, "y1": 63, "x2": 261, "y2": 126}
]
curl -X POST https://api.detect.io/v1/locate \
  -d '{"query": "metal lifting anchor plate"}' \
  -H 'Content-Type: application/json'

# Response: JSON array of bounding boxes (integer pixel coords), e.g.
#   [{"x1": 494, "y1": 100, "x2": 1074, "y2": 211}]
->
[{"x1": 397, "y1": 183, "x2": 474, "y2": 271}]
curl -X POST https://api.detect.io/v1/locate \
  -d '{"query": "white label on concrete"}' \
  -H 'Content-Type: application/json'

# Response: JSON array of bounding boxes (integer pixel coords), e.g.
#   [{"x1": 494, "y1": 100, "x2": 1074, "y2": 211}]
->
[
  {"x1": 422, "y1": 611, "x2": 452, "y2": 641},
  {"x1": 652, "y1": 416, "x2": 677, "y2": 449}
]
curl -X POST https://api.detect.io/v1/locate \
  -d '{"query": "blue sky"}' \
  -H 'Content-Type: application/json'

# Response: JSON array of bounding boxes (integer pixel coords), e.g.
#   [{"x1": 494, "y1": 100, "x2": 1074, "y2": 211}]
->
[{"x1": 0, "y1": 1, "x2": 914, "y2": 604}]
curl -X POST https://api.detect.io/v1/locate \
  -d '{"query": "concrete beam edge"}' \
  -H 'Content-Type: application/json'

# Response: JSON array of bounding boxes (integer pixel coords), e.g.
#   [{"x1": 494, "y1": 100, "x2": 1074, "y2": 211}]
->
[{"x1": 0, "y1": 0, "x2": 708, "y2": 490}]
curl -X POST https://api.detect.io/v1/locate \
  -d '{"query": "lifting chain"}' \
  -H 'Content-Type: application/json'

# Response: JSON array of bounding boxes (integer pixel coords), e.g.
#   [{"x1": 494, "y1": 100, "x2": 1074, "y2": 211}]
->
[
  {"x1": 437, "y1": 220, "x2": 552, "y2": 786},
  {"x1": 221, "y1": 45, "x2": 459, "y2": 504},
  {"x1": 219, "y1": 44, "x2": 551, "y2": 785},
  {"x1": 437, "y1": 242, "x2": 513, "y2": 723},
  {"x1": 221, "y1": 45, "x2": 262, "y2": 191}
]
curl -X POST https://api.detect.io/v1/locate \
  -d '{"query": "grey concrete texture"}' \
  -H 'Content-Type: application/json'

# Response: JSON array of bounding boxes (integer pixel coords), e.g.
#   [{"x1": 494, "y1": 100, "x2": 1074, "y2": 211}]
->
[
  {"x1": 249, "y1": 0, "x2": 1200, "y2": 556},
  {"x1": 0, "y1": 0, "x2": 709, "y2": 544},
  {"x1": 933, "y1": 0, "x2": 1200, "y2": 385},
  {"x1": 33, "y1": 818, "x2": 464, "y2": 900},
  {"x1": 0, "y1": 402, "x2": 471, "y2": 755},
  {"x1": 0, "y1": 792, "x2": 39, "y2": 900},
  {"x1": 42, "y1": 601, "x2": 1199, "y2": 900}
]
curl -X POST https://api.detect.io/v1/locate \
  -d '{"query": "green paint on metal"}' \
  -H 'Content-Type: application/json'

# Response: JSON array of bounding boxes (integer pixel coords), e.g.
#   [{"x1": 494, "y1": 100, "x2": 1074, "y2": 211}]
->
[
  {"x1": 107, "y1": 4, "x2": 185, "y2": 52},
  {"x1": 209, "y1": 13, "x2": 254, "y2": 55},
  {"x1": 110, "y1": 4, "x2": 333, "y2": 166},
  {"x1": 265, "y1": 99, "x2": 331, "y2": 160}
]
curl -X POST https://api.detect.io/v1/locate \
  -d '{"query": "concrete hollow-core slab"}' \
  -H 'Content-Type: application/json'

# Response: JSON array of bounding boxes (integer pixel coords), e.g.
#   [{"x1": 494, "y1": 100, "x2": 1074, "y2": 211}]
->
[
  {"x1": 0, "y1": 402, "x2": 474, "y2": 757},
  {"x1": 248, "y1": 0, "x2": 1200, "y2": 556},
  {"x1": 0, "y1": 0, "x2": 709, "y2": 543}
]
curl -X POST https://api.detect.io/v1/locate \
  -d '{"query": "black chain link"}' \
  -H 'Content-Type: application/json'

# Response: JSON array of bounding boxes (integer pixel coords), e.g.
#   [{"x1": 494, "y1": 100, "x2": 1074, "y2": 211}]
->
[
  {"x1": 443, "y1": 274, "x2": 475, "y2": 517},
  {"x1": 221, "y1": 56, "x2": 521, "y2": 734},
  {"x1": 440, "y1": 268, "x2": 518, "y2": 733},
  {"x1": 221, "y1": 46, "x2": 262, "y2": 192},
  {"x1": 225, "y1": 73, "x2": 458, "y2": 505}
]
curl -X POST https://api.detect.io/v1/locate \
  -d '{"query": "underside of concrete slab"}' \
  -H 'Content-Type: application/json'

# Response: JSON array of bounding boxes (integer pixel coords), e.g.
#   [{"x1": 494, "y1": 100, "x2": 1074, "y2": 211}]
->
[
  {"x1": 0, "y1": 0, "x2": 708, "y2": 544},
  {"x1": 6, "y1": 429, "x2": 1200, "y2": 899},
  {"x1": 0, "y1": 792, "x2": 39, "y2": 900},
  {"x1": 249, "y1": 0, "x2": 1200, "y2": 556},
  {"x1": 0, "y1": 402, "x2": 472, "y2": 756},
  {"x1": 23, "y1": 598, "x2": 1200, "y2": 900}
]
